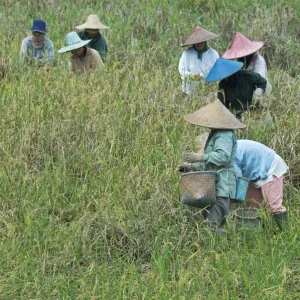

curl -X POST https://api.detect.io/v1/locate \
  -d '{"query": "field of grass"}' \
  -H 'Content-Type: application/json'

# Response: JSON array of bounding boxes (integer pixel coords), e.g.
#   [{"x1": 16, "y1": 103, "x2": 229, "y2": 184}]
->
[{"x1": 0, "y1": 0, "x2": 299, "y2": 298}]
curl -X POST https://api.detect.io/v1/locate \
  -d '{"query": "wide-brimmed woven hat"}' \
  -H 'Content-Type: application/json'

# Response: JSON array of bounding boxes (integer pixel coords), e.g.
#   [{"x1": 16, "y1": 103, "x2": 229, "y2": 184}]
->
[
  {"x1": 75, "y1": 15, "x2": 109, "y2": 30},
  {"x1": 30, "y1": 19, "x2": 48, "y2": 34},
  {"x1": 205, "y1": 58, "x2": 243, "y2": 82},
  {"x1": 181, "y1": 26, "x2": 219, "y2": 47},
  {"x1": 222, "y1": 32, "x2": 264, "y2": 59},
  {"x1": 184, "y1": 100, "x2": 246, "y2": 129},
  {"x1": 58, "y1": 32, "x2": 91, "y2": 53}
]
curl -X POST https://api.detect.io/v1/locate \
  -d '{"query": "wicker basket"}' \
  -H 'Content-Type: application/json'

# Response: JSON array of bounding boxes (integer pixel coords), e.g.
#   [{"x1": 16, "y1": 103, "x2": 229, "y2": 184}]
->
[
  {"x1": 194, "y1": 132, "x2": 209, "y2": 151},
  {"x1": 235, "y1": 176, "x2": 249, "y2": 201},
  {"x1": 180, "y1": 171, "x2": 217, "y2": 208},
  {"x1": 232, "y1": 208, "x2": 261, "y2": 229}
]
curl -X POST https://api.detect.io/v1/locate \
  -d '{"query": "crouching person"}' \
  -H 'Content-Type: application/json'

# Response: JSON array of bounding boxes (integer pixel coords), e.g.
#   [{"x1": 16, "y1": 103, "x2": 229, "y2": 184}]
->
[
  {"x1": 235, "y1": 140, "x2": 289, "y2": 231},
  {"x1": 177, "y1": 100, "x2": 246, "y2": 233},
  {"x1": 58, "y1": 32, "x2": 104, "y2": 73},
  {"x1": 75, "y1": 14, "x2": 109, "y2": 61},
  {"x1": 20, "y1": 19, "x2": 54, "y2": 65},
  {"x1": 205, "y1": 58, "x2": 267, "y2": 119}
]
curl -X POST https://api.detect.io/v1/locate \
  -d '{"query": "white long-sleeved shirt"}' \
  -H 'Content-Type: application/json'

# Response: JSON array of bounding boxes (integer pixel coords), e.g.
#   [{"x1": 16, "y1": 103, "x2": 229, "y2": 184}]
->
[
  {"x1": 20, "y1": 36, "x2": 54, "y2": 64},
  {"x1": 178, "y1": 47, "x2": 219, "y2": 95},
  {"x1": 254, "y1": 154, "x2": 288, "y2": 188},
  {"x1": 248, "y1": 52, "x2": 271, "y2": 92}
]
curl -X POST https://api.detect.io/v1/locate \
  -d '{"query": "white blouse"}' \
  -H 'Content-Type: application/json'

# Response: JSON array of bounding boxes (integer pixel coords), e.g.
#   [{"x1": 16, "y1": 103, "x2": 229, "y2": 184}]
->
[
  {"x1": 254, "y1": 154, "x2": 288, "y2": 188},
  {"x1": 248, "y1": 52, "x2": 272, "y2": 92},
  {"x1": 178, "y1": 47, "x2": 219, "y2": 95}
]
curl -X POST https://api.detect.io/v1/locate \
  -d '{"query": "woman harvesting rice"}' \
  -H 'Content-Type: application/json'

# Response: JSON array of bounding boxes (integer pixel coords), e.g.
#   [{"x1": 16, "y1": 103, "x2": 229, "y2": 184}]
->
[
  {"x1": 177, "y1": 100, "x2": 246, "y2": 233},
  {"x1": 178, "y1": 26, "x2": 219, "y2": 95},
  {"x1": 235, "y1": 140, "x2": 289, "y2": 231},
  {"x1": 58, "y1": 31, "x2": 104, "y2": 73},
  {"x1": 20, "y1": 19, "x2": 54, "y2": 65},
  {"x1": 75, "y1": 14, "x2": 109, "y2": 61}
]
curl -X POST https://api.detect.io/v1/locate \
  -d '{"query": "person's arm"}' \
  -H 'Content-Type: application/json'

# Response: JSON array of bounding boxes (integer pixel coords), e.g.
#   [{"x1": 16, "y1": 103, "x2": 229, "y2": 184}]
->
[
  {"x1": 90, "y1": 51, "x2": 104, "y2": 70},
  {"x1": 253, "y1": 72, "x2": 267, "y2": 93},
  {"x1": 190, "y1": 161, "x2": 206, "y2": 171},
  {"x1": 100, "y1": 38, "x2": 108, "y2": 60},
  {"x1": 252, "y1": 55, "x2": 267, "y2": 79},
  {"x1": 177, "y1": 162, "x2": 205, "y2": 172},
  {"x1": 215, "y1": 50, "x2": 220, "y2": 59},
  {"x1": 207, "y1": 48, "x2": 219, "y2": 69},
  {"x1": 44, "y1": 41, "x2": 54, "y2": 63},
  {"x1": 38, "y1": 40, "x2": 55, "y2": 64},
  {"x1": 234, "y1": 162, "x2": 243, "y2": 177},
  {"x1": 94, "y1": 36, "x2": 107, "y2": 61},
  {"x1": 251, "y1": 72, "x2": 268, "y2": 107},
  {"x1": 178, "y1": 51, "x2": 192, "y2": 80},
  {"x1": 203, "y1": 133, "x2": 234, "y2": 167},
  {"x1": 20, "y1": 38, "x2": 30, "y2": 62}
]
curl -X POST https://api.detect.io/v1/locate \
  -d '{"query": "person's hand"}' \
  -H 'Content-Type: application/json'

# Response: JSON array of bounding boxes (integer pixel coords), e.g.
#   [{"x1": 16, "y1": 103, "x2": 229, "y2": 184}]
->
[
  {"x1": 182, "y1": 151, "x2": 204, "y2": 163},
  {"x1": 254, "y1": 88, "x2": 264, "y2": 97},
  {"x1": 253, "y1": 88, "x2": 266, "y2": 108},
  {"x1": 176, "y1": 162, "x2": 191, "y2": 173},
  {"x1": 189, "y1": 73, "x2": 201, "y2": 81},
  {"x1": 28, "y1": 57, "x2": 39, "y2": 65}
]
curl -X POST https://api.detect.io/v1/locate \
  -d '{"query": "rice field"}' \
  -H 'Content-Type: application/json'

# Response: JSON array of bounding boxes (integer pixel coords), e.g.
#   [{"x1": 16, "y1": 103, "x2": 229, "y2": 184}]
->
[{"x1": 0, "y1": 0, "x2": 299, "y2": 298}]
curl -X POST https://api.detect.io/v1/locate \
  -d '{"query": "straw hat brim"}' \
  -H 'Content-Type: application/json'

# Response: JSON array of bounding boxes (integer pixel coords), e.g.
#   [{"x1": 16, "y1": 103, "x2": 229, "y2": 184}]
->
[
  {"x1": 75, "y1": 23, "x2": 109, "y2": 30},
  {"x1": 184, "y1": 100, "x2": 246, "y2": 129},
  {"x1": 181, "y1": 29, "x2": 219, "y2": 47},
  {"x1": 222, "y1": 41, "x2": 264, "y2": 59},
  {"x1": 31, "y1": 29, "x2": 48, "y2": 34},
  {"x1": 58, "y1": 40, "x2": 91, "y2": 53}
]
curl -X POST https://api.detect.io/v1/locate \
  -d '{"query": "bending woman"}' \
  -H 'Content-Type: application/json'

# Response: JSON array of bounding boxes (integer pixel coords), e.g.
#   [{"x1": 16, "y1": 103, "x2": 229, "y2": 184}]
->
[{"x1": 235, "y1": 140, "x2": 289, "y2": 231}]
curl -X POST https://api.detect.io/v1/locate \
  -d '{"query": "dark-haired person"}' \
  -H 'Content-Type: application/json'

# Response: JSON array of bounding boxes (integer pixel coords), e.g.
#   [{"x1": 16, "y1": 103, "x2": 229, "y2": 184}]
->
[{"x1": 20, "y1": 19, "x2": 54, "y2": 65}]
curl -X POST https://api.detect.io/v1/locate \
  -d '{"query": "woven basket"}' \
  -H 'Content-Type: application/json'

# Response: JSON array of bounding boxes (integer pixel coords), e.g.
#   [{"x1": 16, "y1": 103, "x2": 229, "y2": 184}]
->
[
  {"x1": 195, "y1": 132, "x2": 209, "y2": 152},
  {"x1": 180, "y1": 171, "x2": 217, "y2": 208},
  {"x1": 232, "y1": 208, "x2": 261, "y2": 229},
  {"x1": 235, "y1": 176, "x2": 249, "y2": 201}
]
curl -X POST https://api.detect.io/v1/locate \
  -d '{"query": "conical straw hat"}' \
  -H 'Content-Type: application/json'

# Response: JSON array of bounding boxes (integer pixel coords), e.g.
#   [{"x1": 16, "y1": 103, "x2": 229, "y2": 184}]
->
[
  {"x1": 184, "y1": 100, "x2": 246, "y2": 129},
  {"x1": 75, "y1": 15, "x2": 109, "y2": 30},
  {"x1": 181, "y1": 26, "x2": 219, "y2": 47},
  {"x1": 222, "y1": 32, "x2": 264, "y2": 59},
  {"x1": 205, "y1": 58, "x2": 243, "y2": 82}
]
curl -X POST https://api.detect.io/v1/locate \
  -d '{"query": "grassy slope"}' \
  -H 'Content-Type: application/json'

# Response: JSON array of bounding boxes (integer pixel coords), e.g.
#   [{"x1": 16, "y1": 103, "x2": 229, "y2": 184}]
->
[{"x1": 0, "y1": 0, "x2": 299, "y2": 298}]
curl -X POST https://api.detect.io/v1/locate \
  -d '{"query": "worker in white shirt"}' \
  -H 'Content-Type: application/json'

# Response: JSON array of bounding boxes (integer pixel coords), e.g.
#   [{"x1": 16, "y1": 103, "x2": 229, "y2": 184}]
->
[{"x1": 179, "y1": 26, "x2": 219, "y2": 95}]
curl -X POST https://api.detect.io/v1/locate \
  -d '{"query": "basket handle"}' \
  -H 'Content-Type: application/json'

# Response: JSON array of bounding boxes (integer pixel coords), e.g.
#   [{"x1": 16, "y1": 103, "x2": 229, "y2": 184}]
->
[{"x1": 216, "y1": 168, "x2": 224, "y2": 174}]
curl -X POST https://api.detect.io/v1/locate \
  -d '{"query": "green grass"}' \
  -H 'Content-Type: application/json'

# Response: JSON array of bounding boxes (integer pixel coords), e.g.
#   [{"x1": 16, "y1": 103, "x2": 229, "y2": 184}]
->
[{"x1": 0, "y1": 0, "x2": 299, "y2": 298}]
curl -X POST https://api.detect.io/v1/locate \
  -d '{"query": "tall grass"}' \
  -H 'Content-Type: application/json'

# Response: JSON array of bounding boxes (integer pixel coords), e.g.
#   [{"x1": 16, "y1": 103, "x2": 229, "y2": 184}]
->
[{"x1": 0, "y1": 0, "x2": 299, "y2": 298}]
